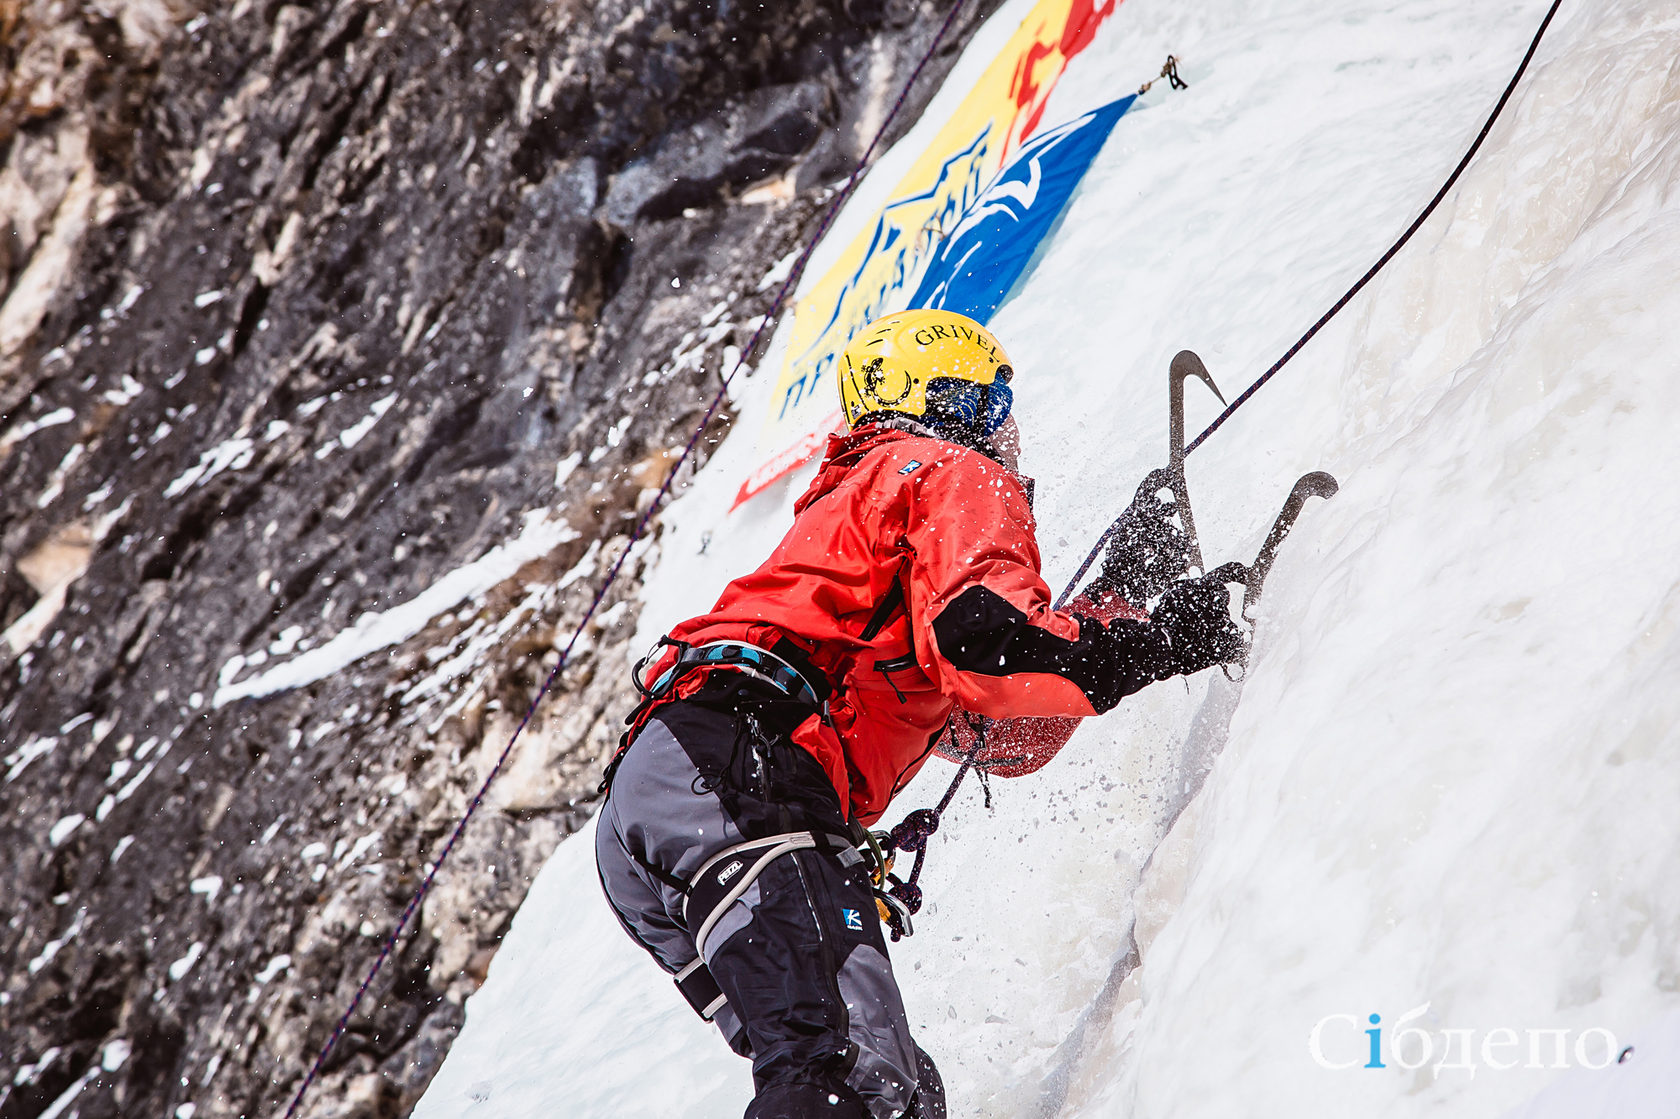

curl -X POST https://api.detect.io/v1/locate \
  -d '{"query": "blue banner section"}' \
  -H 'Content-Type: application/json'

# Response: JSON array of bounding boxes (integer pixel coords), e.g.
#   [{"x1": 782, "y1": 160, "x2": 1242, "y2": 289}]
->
[{"x1": 909, "y1": 95, "x2": 1135, "y2": 322}]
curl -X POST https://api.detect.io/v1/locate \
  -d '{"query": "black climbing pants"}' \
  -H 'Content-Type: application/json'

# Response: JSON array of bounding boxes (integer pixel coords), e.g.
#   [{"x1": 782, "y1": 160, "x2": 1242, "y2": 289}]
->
[{"x1": 595, "y1": 682, "x2": 937, "y2": 1119}]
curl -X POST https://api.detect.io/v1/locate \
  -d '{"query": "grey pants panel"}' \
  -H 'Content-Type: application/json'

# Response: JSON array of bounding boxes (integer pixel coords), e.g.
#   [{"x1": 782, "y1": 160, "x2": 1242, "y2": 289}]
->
[{"x1": 595, "y1": 708, "x2": 919, "y2": 1117}]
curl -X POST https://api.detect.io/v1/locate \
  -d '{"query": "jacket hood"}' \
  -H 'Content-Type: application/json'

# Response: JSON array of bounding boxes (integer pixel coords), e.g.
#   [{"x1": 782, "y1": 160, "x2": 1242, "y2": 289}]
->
[
  {"x1": 794, "y1": 422, "x2": 1031, "y2": 516},
  {"x1": 793, "y1": 426, "x2": 912, "y2": 515}
]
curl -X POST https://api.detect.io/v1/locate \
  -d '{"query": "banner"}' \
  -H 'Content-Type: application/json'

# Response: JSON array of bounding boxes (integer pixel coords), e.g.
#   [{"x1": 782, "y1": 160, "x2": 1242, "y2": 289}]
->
[
  {"x1": 907, "y1": 95, "x2": 1134, "y2": 322},
  {"x1": 731, "y1": 0, "x2": 1122, "y2": 510}
]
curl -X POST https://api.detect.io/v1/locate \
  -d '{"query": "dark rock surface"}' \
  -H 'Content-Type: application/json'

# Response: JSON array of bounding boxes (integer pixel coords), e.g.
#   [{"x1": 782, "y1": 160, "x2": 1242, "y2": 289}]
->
[{"x1": 0, "y1": 1, "x2": 1002, "y2": 1116}]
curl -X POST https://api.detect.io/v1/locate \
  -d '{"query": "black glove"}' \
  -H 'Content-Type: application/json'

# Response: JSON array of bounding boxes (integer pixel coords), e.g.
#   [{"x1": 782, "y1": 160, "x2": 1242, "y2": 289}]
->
[
  {"x1": 1089, "y1": 468, "x2": 1192, "y2": 605},
  {"x1": 1150, "y1": 570, "x2": 1249, "y2": 676}
]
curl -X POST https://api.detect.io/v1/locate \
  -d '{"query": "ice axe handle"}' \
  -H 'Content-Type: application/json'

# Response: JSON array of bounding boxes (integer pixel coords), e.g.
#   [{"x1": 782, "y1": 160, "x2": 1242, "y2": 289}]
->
[
  {"x1": 1244, "y1": 471, "x2": 1339, "y2": 614},
  {"x1": 1168, "y1": 351, "x2": 1226, "y2": 572}
]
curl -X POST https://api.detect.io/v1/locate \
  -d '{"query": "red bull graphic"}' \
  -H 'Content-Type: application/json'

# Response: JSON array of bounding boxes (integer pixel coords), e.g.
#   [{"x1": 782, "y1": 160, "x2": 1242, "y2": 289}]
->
[{"x1": 732, "y1": 0, "x2": 1121, "y2": 510}]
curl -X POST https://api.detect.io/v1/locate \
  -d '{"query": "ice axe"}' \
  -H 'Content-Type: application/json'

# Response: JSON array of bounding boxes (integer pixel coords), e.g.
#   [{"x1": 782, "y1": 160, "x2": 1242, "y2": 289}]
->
[
  {"x1": 1240, "y1": 470, "x2": 1339, "y2": 620},
  {"x1": 1168, "y1": 350, "x2": 1227, "y2": 572}
]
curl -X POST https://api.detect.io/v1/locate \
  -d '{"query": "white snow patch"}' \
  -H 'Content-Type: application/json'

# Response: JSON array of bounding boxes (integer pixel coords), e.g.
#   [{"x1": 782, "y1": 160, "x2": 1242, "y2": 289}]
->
[
  {"x1": 270, "y1": 625, "x2": 305, "y2": 656},
  {"x1": 322, "y1": 392, "x2": 398, "y2": 455},
  {"x1": 27, "y1": 908, "x2": 86, "y2": 975},
  {"x1": 588, "y1": 417, "x2": 632, "y2": 464},
  {"x1": 100, "y1": 1039, "x2": 131, "y2": 1072},
  {"x1": 168, "y1": 941, "x2": 205, "y2": 981},
  {"x1": 101, "y1": 374, "x2": 144, "y2": 406},
  {"x1": 35, "y1": 443, "x2": 84, "y2": 508},
  {"x1": 214, "y1": 510, "x2": 580, "y2": 706},
  {"x1": 553, "y1": 450, "x2": 584, "y2": 489},
  {"x1": 113, "y1": 760, "x2": 159, "y2": 804},
  {"x1": 110, "y1": 835, "x2": 134, "y2": 863},
  {"x1": 48, "y1": 814, "x2": 84, "y2": 848},
  {"x1": 337, "y1": 832, "x2": 382, "y2": 870},
  {"x1": 37, "y1": 1065, "x2": 97, "y2": 1119},
  {"x1": 81, "y1": 480, "x2": 114, "y2": 511},
  {"x1": 757, "y1": 248, "x2": 799, "y2": 292},
  {"x1": 0, "y1": 407, "x2": 75, "y2": 453},
  {"x1": 555, "y1": 540, "x2": 601, "y2": 590},
  {"x1": 163, "y1": 435, "x2": 256, "y2": 497},
  {"x1": 189, "y1": 875, "x2": 223, "y2": 903},
  {"x1": 254, "y1": 954, "x2": 292, "y2": 984},
  {"x1": 6, "y1": 737, "x2": 59, "y2": 782}
]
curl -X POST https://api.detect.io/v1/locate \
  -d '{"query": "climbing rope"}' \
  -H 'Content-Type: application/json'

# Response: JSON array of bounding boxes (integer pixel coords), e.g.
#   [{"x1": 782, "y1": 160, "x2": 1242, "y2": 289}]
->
[
  {"x1": 1186, "y1": 0, "x2": 1563, "y2": 454},
  {"x1": 279, "y1": 3, "x2": 975, "y2": 1115},
  {"x1": 875, "y1": 0, "x2": 1564, "y2": 918}
]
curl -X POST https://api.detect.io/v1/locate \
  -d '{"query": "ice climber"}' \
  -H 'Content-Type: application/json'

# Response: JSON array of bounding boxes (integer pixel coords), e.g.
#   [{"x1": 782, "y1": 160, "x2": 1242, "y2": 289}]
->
[{"x1": 594, "y1": 309, "x2": 1248, "y2": 1119}]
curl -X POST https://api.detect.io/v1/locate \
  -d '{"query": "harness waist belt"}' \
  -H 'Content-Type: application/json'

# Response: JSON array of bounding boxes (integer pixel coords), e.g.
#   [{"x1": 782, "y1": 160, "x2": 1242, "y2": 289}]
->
[{"x1": 652, "y1": 640, "x2": 826, "y2": 711}]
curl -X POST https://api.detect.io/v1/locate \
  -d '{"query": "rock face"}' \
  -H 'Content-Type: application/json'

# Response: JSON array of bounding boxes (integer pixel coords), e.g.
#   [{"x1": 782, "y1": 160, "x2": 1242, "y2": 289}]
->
[{"x1": 0, "y1": 1, "x2": 1001, "y2": 1116}]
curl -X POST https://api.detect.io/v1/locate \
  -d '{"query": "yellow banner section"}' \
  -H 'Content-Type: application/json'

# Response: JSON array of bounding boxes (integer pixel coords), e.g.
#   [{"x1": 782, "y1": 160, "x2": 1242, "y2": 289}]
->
[{"x1": 735, "y1": 0, "x2": 1117, "y2": 508}]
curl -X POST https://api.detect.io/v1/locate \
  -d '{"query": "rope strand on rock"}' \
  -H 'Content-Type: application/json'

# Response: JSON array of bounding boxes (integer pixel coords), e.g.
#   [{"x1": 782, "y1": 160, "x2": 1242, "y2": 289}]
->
[{"x1": 279, "y1": 3, "x2": 975, "y2": 1114}]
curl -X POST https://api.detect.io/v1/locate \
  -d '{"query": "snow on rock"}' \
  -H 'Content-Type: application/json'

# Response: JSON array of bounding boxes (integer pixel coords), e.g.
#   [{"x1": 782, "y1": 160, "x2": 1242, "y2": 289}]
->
[
  {"x1": 48, "y1": 813, "x2": 84, "y2": 848},
  {"x1": 34, "y1": 442, "x2": 84, "y2": 508},
  {"x1": 336, "y1": 831, "x2": 382, "y2": 870},
  {"x1": 162, "y1": 433, "x2": 255, "y2": 497},
  {"x1": 421, "y1": 1, "x2": 1680, "y2": 1117},
  {"x1": 314, "y1": 392, "x2": 398, "y2": 458},
  {"x1": 213, "y1": 509, "x2": 580, "y2": 706},
  {"x1": 4, "y1": 736, "x2": 59, "y2": 782},
  {"x1": 27, "y1": 908, "x2": 86, "y2": 976},
  {"x1": 36, "y1": 1064, "x2": 98, "y2": 1119},
  {"x1": 0, "y1": 406, "x2": 75, "y2": 453},
  {"x1": 168, "y1": 941, "x2": 205, "y2": 981},
  {"x1": 552, "y1": 450, "x2": 583, "y2": 489},
  {"x1": 254, "y1": 954, "x2": 292, "y2": 984},
  {"x1": 100, "y1": 1038, "x2": 131, "y2": 1071}
]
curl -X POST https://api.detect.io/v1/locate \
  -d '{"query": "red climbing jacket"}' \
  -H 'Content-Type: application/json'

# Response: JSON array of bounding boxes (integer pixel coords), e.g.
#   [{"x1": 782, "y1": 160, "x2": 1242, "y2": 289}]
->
[{"x1": 642, "y1": 424, "x2": 1169, "y2": 824}]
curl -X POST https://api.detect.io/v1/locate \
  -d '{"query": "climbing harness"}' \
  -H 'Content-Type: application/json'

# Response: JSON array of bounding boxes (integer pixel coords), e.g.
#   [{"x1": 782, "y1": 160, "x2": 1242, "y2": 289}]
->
[
  {"x1": 664, "y1": 829, "x2": 866, "y2": 1021},
  {"x1": 600, "y1": 636, "x2": 833, "y2": 795},
  {"x1": 637, "y1": 638, "x2": 828, "y2": 713}
]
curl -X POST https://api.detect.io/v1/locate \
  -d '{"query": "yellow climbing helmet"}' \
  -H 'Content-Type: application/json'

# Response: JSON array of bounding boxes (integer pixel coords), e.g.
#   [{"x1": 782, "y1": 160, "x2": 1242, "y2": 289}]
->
[{"x1": 836, "y1": 309, "x2": 1014, "y2": 434}]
